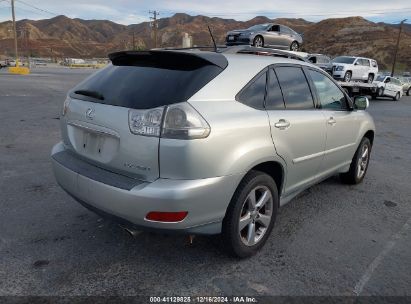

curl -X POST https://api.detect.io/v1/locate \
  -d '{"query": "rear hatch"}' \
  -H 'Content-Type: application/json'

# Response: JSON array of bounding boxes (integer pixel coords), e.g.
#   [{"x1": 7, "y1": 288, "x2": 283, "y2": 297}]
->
[{"x1": 61, "y1": 50, "x2": 227, "y2": 182}]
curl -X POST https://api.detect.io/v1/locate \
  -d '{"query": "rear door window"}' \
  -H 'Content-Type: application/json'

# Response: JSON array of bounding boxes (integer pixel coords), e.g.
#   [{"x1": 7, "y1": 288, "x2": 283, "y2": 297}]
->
[
  {"x1": 275, "y1": 66, "x2": 314, "y2": 109},
  {"x1": 266, "y1": 69, "x2": 285, "y2": 110}
]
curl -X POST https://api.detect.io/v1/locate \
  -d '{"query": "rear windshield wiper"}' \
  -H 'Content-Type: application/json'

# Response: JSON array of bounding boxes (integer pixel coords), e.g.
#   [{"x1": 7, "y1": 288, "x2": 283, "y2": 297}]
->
[{"x1": 74, "y1": 90, "x2": 105, "y2": 100}]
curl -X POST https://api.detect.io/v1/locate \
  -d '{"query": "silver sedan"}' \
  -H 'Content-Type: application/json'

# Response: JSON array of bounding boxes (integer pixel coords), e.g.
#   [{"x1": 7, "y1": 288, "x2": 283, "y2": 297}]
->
[{"x1": 226, "y1": 23, "x2": 303, "y2": 51}]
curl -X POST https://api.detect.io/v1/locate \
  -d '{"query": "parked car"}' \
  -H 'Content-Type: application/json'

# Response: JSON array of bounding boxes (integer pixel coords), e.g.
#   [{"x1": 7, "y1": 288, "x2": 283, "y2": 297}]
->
[
  {"x1": 305, "y1": 53, "x2": 331, "y2": 71},
  {"x1": 373, "y1": 75, "x2": 403, "y2": 101},
  {"x1": 0, "y1": 60, "x2": 7, "y2": 69},
  {"x1": 226, "y1": 23, "x2": 303, "y2": 51},
  {"x1": 51, "y1": 49, "x2": 375, "y2": 257},
  {"x1": 330, "y1": 56, "x2": 378, "y2": 83},
  {"x1": 399, "y1": 76, "x2": 411, "y2": 96}
]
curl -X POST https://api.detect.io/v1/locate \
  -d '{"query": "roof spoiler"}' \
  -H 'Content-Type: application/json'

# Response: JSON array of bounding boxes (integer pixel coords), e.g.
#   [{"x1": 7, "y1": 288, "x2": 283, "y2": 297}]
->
[{"x1": 108, "y1": 50, "x2": 228, "y2": 69}]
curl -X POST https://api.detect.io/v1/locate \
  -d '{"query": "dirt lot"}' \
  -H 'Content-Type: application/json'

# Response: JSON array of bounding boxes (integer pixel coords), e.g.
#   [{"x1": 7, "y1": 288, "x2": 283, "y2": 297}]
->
[{"x1": 1, "y1": 67, "x2": 410, "y2": 296}]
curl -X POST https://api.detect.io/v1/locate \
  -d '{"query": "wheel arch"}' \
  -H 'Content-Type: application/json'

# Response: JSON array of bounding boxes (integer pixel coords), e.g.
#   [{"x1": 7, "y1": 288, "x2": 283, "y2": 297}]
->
[
  {"x1": 235, "y1": 160, "x2": 285, "y2": 204},
  {"x1": 363, "y1": 130, "x2": 375, "y2": 146},
  {"x1": 253, "y1": 35, "x2": 264, "y2": 44}
]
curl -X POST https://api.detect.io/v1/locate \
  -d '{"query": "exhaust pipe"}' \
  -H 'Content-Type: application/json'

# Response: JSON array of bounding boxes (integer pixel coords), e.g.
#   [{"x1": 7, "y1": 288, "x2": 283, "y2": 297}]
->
[{"x1": 120, "y1": 225, "x2": 141, "y2": 237}]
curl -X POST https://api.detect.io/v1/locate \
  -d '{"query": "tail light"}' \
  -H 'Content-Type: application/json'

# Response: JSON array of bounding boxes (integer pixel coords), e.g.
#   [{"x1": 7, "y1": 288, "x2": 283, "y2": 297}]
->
[
  {"x1": 128, "y1": 107, "x2": 163, "y2": 137},
  {"x1": 162, "y1": 103, "x2": 210, "y2": 139},
  {"x1": 128, "y1": 102, "x2": 210, "y2": 140},
  {"x1": 62, "y1": 97, "x2": 71, "y2": 116}
]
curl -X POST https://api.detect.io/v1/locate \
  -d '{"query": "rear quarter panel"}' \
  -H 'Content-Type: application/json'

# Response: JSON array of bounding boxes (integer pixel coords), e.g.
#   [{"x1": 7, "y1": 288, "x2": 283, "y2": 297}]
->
[{"x1": 159, "y1": 100, "x2": 284, "y2": 180}]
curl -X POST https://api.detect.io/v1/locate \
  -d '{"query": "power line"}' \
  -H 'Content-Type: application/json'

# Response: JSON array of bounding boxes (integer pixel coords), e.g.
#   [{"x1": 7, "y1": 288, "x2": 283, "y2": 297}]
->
[{"x1": 15, "y1": 0, "x2": 58, "y2": 16}]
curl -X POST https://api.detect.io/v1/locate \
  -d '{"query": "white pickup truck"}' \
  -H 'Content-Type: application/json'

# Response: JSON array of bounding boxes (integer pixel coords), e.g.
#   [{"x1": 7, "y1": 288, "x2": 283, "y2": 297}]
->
[{"x1": 373, "y1": 75, "x2": 403, "y2": 101}]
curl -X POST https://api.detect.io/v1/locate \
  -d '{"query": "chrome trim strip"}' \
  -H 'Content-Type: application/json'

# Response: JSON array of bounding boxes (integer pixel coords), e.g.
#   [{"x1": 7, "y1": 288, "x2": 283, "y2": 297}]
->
[
  {"x1": 67, "y1": 121, "x2": 120, "y2": 138},
  {"x1": 293, "y1": 142, "x2": 356, "y2": 164}
]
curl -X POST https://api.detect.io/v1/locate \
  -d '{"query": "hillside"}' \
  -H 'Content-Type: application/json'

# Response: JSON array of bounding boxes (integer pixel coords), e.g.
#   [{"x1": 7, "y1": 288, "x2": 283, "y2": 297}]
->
[{"x1": 0, "y1": 13, "x2": 410, "y2": 70}]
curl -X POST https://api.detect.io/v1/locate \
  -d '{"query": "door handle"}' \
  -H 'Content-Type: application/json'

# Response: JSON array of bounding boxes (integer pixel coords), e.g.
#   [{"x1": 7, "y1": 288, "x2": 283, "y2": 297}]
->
[
  {"x1": 274, "y1": 119, "x2": 290, "y2": 130},
  {"x1": 327, "y1": 117, "x2": 337, "y2": 126}
]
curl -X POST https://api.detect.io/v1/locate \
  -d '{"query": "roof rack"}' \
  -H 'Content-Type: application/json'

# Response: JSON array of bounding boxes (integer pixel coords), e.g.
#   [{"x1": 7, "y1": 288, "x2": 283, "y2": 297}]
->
[
  {"x1": 148, "y1": 45, "x2": 307, "y2": 62},
  {"x1": 152, "y1": 45, "x2": 228, "y2": 51},
  {"x1": 221, "y1": 46, "x2": 308, "y2": 62}
]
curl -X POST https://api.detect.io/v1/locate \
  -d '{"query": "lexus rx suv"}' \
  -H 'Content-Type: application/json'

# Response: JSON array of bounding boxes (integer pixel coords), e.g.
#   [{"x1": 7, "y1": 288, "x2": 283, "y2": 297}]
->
[
  {"x1": 226, "y1": 23, "x2": 303, "y2": 51},
  {"x1": 330, "y1": 56, "x2": 378, "y2": 83},
  {"x1": 52, "y1": 49, "x2": 375, "y2": 257}
]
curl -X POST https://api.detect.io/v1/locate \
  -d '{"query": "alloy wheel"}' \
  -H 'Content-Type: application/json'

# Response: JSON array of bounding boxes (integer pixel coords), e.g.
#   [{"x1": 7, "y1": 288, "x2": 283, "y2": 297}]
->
[
  {"x1": 344, "y1": 72, "x2": 352, "y2": 82},
  {"x1": 357, "y1": 144, "x2": 369, "y2": 179},
  {"x1": 254, "y1": 37, "x2": 263, "y2": 47},
  {"x1": 238, "y1": 185, "x2": 273, "y2": 246},
  {"x1": 291, "y1": 42, "x2": 298, "y2": 51}
]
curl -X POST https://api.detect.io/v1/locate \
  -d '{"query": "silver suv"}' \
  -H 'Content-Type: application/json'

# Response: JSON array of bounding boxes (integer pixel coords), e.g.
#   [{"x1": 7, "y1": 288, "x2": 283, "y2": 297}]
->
[{"x1": 51, "y1": 49, "x2": 375, "y2": 257}]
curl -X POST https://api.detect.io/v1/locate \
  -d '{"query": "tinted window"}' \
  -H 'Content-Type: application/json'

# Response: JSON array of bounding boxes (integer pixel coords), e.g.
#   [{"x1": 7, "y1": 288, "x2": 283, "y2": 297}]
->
[
  {"x1": 271, "y1": 25, "x2": 280, "y2": 32},
  {"x1": 361, "y1": 59, "x2": 370, "y2": 66},
  {"x1": 266, "y1": 69, "x2": 285, "y2": 110},
  {"x1": 70, "y1": 57, "x2": 223, "y2": 109},
  {"x1": 281, "y1": 26, "x2": 292, "y2": 34},
  {"x1": 237, "y1": 71, "x2": 267, "y2": 109},
  {"x1": 375, "y1": 75, "x2": 385, "y2": 82},
  {"x1": 333, "y1": 56, "x2": 355, "y2": 64},
  {"x1": 275, "y1": 66, "x2": 314, "y2": 109},
  {"x1": 308, "y1": 69, "x2": 347, "y2": 110}
]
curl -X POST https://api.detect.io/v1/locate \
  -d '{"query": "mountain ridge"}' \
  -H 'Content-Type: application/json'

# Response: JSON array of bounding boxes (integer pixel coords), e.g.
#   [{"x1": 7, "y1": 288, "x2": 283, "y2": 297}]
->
[{"x1": 0, "y1": 14, "x2": 410, "y2": 70}]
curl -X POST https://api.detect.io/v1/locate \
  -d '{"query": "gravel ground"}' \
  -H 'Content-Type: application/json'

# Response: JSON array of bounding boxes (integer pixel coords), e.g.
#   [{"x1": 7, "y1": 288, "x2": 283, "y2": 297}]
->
[{"x1": 0, "y1": 67, "x2": 410, "y2": 296}]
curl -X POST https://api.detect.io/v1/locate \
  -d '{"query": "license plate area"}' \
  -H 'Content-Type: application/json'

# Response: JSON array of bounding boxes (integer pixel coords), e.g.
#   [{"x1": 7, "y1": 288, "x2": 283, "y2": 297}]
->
[
  {"x1": 82, "y1": 131, "x2": 104, "y2": 154},
  {"x1": 67, "y1": 122, "x2": 120, "y2": 164},
  {"x1": 228, "y1": 36, "x2": 234, "y2": 41}
]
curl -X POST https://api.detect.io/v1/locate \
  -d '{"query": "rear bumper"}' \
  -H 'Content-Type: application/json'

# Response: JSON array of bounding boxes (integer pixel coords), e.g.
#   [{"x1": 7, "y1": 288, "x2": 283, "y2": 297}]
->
[{"x1": 51, "y1": 142, "x2": 242, "y2": 235}]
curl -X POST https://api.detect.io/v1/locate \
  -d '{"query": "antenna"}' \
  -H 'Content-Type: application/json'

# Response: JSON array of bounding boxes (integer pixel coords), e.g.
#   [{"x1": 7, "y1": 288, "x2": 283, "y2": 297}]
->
[{"x1": 207, "y1": 25, "x2": 217, "y2": 52}]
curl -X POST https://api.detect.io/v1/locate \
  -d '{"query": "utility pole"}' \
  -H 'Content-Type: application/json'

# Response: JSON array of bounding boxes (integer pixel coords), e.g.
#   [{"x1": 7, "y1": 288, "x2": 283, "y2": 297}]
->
[
  {"x1": 391, "y1": 19, "x2": 407, "y2": 77},
  {"x1": 11, "y1": 0, "x2": 18, "y2": 66},
  {"x1": 132, "y1": 31, "x2": 136, "y2": 50},
  {"x1": 149, "y1": 10, "x2": 159, "y2": 48}
]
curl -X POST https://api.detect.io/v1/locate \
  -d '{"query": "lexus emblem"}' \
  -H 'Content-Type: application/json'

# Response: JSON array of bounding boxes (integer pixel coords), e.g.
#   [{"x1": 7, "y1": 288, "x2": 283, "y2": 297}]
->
[{"x1": 85, "y1": 108, "x2": 95, "y2": 120}]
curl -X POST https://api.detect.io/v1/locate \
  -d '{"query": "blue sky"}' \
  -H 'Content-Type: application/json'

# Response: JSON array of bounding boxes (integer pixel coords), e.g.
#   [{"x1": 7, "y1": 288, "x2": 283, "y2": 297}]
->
[{"x1": 0, "y1": 0, "x2": 410, "y2": 24}]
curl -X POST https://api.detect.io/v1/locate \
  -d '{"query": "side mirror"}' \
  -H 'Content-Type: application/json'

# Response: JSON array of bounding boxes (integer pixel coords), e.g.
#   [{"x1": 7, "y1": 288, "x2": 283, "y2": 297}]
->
[
  {"x1": 354, "y1": 62, "x2": 359, "y2": 65},
  {"x1": 354, "y1": 96, "x2": 369, "y2": 110},
  {"x1": 385, "y1": 78, "x2": 390, "y2": 83}
]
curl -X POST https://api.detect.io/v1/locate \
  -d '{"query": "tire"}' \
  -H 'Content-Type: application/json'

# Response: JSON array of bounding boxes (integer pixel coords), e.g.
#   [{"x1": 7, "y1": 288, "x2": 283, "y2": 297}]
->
[
  {"x1": 407, "y1": 88, "x2": 410, "y2": 96},
  {"x1": 340, "y1": 137, "x2": 371, "y2": 185},
  {"x1": 290, "y1": 41, "x2": 299, "y2": 51},
  {"x1": 366, "y1": 74, "x2": 374, "y2": 84},
  {"x1": 222, "y1": 170, "x2": 278, "y2": 258},
  {"x1": 344, "y1": 71, "x2": 352, "y2": 82},
  {"x1": 253, "y1": 36, "x2": 264, "y2": 48},
  {"x1": 393, "y1": 92, "x2": 400, "y2": 101}
]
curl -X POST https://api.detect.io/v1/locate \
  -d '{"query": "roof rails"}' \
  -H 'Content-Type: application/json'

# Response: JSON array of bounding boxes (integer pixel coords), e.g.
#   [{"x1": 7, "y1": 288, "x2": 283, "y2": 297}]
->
[
  {"x1": 221, "y1": 46, "x2": 308, "y2": 62},
  {"x1": 137, "y1": 45, "x2": 307, "y2": 62}
]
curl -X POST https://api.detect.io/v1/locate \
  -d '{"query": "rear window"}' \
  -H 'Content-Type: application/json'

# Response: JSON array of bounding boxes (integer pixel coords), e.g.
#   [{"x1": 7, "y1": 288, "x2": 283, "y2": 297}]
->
[
  {"x1": 70, "y1": 53, "x2": 224, "y2": 109},
  {"x1": 333, "y1": 56, "x2": 355, "y2": 64},
  {"x1": 237, "y1": 71, "x2": 267, "y2": 109}
]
